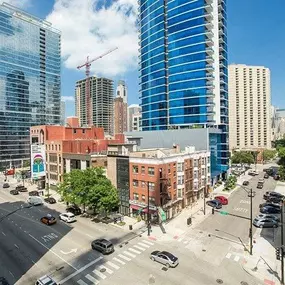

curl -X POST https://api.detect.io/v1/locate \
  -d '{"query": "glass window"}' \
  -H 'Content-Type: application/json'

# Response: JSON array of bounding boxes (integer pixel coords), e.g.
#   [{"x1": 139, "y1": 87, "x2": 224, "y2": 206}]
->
[
  {"x1": 133, "y1": 180, "x2": 139, "y2": 187},
  {"x1": 133, "y1": 165, "x2": 139, "y2": 174},
  {"x1": 141, "y1": 166, "x2": 145, "y2": 174},
  {"x1": 148, "y1": 167, "x2": 155, "y2": 175}
]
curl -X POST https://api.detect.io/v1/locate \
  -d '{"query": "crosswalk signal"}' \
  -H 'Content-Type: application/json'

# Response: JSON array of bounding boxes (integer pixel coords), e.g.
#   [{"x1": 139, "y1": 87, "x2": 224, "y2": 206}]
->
[
  {"x1": 212, "y1": 208, "x2": 215, "y2": 215},
  {"x1": 276, "y1": 247, "x2": 281, "y2": 260}
]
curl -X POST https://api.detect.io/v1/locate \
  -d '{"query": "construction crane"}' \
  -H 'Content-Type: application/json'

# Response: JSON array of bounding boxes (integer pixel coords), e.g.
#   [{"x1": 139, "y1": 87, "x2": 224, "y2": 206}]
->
[{"x1": 77, "y1": 47, "x2": 118, "y2": 126}]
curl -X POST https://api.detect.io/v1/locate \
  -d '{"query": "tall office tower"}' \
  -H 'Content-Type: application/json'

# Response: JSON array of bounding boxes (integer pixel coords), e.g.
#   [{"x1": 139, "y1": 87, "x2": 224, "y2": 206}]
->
[
  {"x1": 0, "y1": 3, "x2": 61, "y2": 169},
  {"x1": 128, "y1": 104, "x2": 142, "y2": 131},
  {"x1": 139, "y1": 0, "x2": 229, "y2": 168},
  {"x1": 114, "y1": 81, "x2": 128, "y2": 134},
  {"x1": 60, "y1": 100, "x2": 66, "y2": 125},
  {"x1": 228, "y1": 64, "x2": 271, "y2": 150},
  {"x1": 75, "y1": 76, "x2": 114, "y2": 134}
]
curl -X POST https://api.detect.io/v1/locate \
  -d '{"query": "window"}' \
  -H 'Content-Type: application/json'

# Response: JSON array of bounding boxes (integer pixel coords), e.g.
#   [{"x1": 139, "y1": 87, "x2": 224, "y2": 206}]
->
[
  {"x1": 141, "y1": 181, "x2": 146, "y2": 188},
  {"x1": 168, "y1": 167, "x2": 171, "y2": 174},
  {"x1": 194, "y1": 171, "x2": 198, "y2": 179},
  {"x1": 178, "y1": 175, "x2": 184, "y2": 185},
  {"x1": 148, "y1": 167, "x2": 155, "y2": 175},
  {"x1": 149, "y1": 197, "x2": 155, "y2": 205},
  {"x1": 149, "y1": 182, "x2": 155, "y2": 191},
  {"x1": 133, "y1": 180, "x2": 139, "y2": 187},
  {"x1": 194, "y1": 159, "x2": 198, "y2": 167},
  {"x1": 177, "y1": 188, "x2": 183, "y2": 199},
  {"x1": 73, "y1": 129, "x2": 77, "y2": 134},
  {"x1": 52, "y1": 144, "x2": 54, "y2": 151},
  {"x1": 55, "y1": 145, "x2": 57, "y2": 151},
  {"x1": 82, "y1": 129, "x2": 86, "y2": 134},
  {"x1": 177, "y1": 163, "x2": 184, "y2": 172},
  {"x1": 173, "y1": 182, "x2": 176, "y2": 189},
  {"x1": 133, "y1": 165, "x2": 139, "y2": 174},
  {"x1": 141, "y1": 166, "x2": 145, "y2": 174},
  {"x1": 133, "y1": 193, "x2": 139, "y2": 200},
  {"x1": 59, "y1": 145, "x2": 61, "y2": 151},
  {"x1": 142, "y1": 195, "x2": 146, "y2": 201}
]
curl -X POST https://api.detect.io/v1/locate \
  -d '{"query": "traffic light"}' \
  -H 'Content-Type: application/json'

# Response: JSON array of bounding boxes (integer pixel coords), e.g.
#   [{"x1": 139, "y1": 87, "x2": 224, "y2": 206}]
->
[
  {"x1": 212, "y1": 208, "x2": 215, "y2": 215},
  {"x1": 276, "y1": 247, "x2": 281, "y2": 260}
]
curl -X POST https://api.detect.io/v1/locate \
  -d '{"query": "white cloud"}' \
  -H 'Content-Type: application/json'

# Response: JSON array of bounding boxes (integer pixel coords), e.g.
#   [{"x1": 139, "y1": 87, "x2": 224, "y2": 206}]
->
[
  {"x1": 61, "y1": 96, "x2": 75, "y2": 102},
  {"x1": 46, "y1": 0, "x2": 139, "y2": 77},
  {"x1": 3, "y1": 0, "x2": 32, "y2": 9}
]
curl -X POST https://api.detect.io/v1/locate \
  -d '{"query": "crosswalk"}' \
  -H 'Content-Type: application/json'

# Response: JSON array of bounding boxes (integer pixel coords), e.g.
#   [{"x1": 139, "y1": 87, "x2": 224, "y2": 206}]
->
[
  {"x1": 225, "y1": 252, "x2": 243, "y2": 263},
  {"x1": 75, "y1": 239, "x2": 154, "y2": 285}
]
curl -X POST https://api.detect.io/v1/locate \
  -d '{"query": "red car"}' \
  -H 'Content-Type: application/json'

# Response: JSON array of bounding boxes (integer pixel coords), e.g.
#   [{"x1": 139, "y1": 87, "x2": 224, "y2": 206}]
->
[{"x1": 214, "y1": 196, "x2": 228, "y2": 205}]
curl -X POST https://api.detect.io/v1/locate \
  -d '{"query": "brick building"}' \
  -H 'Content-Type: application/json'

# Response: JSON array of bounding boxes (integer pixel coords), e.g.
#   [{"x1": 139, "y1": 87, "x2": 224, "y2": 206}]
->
[
  {"x1": 129, "y1": 146, "x2": 210, "y2": 221},
  {"x1": 30, "y1": 117, "x2": 124, "y2": 187}
]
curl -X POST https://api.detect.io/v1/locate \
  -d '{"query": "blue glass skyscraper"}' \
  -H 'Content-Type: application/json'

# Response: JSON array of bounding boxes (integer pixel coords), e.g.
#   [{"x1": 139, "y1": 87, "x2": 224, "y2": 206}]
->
[
  {"x1": 0, "y1": 3, "x2": 61, "y2": 169},
  {"x1": 139, "y1": 0, "x2": 229, "y2": 173}
]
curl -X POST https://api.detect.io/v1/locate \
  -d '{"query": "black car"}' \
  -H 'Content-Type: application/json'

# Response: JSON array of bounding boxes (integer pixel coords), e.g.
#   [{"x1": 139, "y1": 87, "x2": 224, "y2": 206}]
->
[
  {"x1": 206, "y1": 200, "x2": 222, "y2": 209},
  {"x1": 10, "y1": 189, "x2": 19, "y2": 195},
  {"x1": 44, "y1": 197, "x2": 56, "y2": 204},
  {"x1": 267, "y1": 196, "x2": 283, "y2": 204},
  {"x1": 263, "y1": 191, "x2": 284, "y2": 200},
  {"x1": 16, "y1": 185, "x2": 28, "y2": 192},
  {"x1": 66, "y1": 205, "x2": 82, "y2": 215},
  {"x1": 29, "y1": 191, "x2": 39, "y2": 196},
  {"x1": 242, "y1": 181, "x2": 249, "y2": 186},
  {"x1": 264, "y1": 173, "x2": 269, "y2": 179},
  {"x1": 0, "y1": 277, "x2": 10, "y2": 285},
  {"x1": 257, "y1": 183, "x2": 263, "y2": 189},
  {"x1": 260, "y1": 206, "x2": 281, "y2": 214},
  {"x1": 3, "y1": 183, "x2": 9, "y2": 188},
  {"x1": 259, "y1": 202, "x2": 280, "y2": 209}
]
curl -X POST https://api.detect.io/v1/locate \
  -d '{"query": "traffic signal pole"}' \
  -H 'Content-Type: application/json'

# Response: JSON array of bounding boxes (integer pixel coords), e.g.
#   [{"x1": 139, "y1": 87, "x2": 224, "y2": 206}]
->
[
  {"x1": 281, "y1": 200, "x2": 284, "y2": 285},
  {"x1": 249, "y1": 188, "x2": 253, "y2": 255}
]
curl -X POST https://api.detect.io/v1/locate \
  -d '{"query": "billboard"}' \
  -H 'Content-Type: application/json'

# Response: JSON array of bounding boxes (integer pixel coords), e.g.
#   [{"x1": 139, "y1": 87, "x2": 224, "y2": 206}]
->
[{"x1": 31, "y1": 144, "x2": 46, "y2": 178}]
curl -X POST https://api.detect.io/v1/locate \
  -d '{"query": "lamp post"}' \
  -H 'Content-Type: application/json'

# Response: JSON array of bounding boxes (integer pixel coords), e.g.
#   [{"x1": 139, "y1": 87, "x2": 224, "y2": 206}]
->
[
  {"x1": 237, "y1": 184, "x2": 255, "y2": 255},
  {"x1": 147, "y1": 181, "x2": 151, "y2": 236},
  {"x1": 281, "y1": 199, "x2": 284, "y2": 285}
]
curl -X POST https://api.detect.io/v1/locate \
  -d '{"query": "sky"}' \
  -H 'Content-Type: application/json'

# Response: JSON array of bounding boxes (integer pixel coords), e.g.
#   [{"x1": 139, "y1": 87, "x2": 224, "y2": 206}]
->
[{"x1": 4, "y1": 0, "x2": 285, "y2": 117}]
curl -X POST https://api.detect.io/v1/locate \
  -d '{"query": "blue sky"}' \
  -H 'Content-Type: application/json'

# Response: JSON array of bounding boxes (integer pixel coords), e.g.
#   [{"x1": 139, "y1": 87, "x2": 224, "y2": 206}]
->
[{"x1": 14, "y1": 0, "x2": 285, "y2": 117}]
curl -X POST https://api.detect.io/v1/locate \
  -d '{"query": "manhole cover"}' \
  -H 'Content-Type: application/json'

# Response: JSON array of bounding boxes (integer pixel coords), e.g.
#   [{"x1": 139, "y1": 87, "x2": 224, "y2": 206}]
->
[
  {"x1": 162, "y1": 267, "x2": 168, "y2": 271},
  {"x1": 100, "y1": 268, "x2": 106, "y2": 273},
  {"x1": 202, "y1": 249, "x2": 206, "y2": 252},
  {"x1": 240, "y1": 282, "x2": 248, "y2": 285},
  {"x1": 216, "y1": 279, "x2": 223, "y2": 284}
]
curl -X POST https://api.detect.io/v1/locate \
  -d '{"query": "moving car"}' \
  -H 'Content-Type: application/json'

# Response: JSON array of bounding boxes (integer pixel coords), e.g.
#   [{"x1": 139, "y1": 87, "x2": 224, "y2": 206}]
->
[
  {"x1": 259, "y1": 202, "x2": 280, "y2": 209},
  {"x1": 258, "y1": 178, "x2": 265, "y2": 184},
  {"x1": 214, "y1": 196, "x2": 228, "y2": 205},
  {"x1": 66, "y1": 205, "x2": 81, "y2": 216},
  {"x1": 3, "y1": 183, "x2": 9, "y2": 188},
  {"x1": 91, "y1": 239, "x2": 114, "y2": 254},
  {"x1": 206, "y1": 200, "x2": 222, "y2": 209},
  {"x1": 248, "y1": 170, "x2": 259, "y2": 176},
  {"x1": 10, "y1": 189, "x2": 19, "y2": 195},
  {"x1": 257, "y1": 182, "x2": 263, "y2": 189},
  {"x1": 260, "y1": 206, "x2": 281, "y2": 214},
  {"x1": 264, "y1": 173, "x2": 269, "y2": 179},
  {"x1": 40, "y1": 215, "x2": 57, "y2": 226},
  {"x1": 29, "y1": 190, "x2": 39, "y2": 196},
  {"x1": 44, "y1": 197, "x2": 56, "y2": 204},
  {"x1": 150, "y1": 251, "x2": 179, "y2": 268},
  {"x1": 27, "y1": 196, "x2": 43, "y2": 206},
  {"x1": 59, "y1": 212, "x2": 76, "y2": 223},
  {"x1": 255, "y1": 214, "x2": 280, "y2": 222},
  {"x1": 35, "y1": 275, "x2": 58, "y2": 285},
  {"x1": 242, "y1": 181, "x2": 249, "y2": 186},
  {"x1": 253, "y1": 217, "x2": 278, "y2": 228}
]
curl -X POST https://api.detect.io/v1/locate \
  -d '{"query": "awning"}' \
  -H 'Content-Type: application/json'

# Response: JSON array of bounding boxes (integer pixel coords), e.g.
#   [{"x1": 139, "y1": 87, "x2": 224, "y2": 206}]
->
[
  {"x1": 130, "y1": 205, "x2": 142, "y2": 210},
  {"x1": 142, "y1": 208, "x2": 157, "y2": 214}
]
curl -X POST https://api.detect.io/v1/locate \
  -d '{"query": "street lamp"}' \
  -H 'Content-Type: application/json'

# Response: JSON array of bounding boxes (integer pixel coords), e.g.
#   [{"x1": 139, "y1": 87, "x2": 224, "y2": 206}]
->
[{"x1": 237, "y1": 183, "x2": 255, "y2": 255}]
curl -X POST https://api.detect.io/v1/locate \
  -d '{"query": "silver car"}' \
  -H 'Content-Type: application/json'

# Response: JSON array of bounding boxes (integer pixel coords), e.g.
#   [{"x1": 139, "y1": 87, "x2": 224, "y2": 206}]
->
[
  {"x1": 91, "y1": 239, "x2": 114, "y2": 254},
  {"x1": 253, "y1": 218, "x2": 278, "y2": 228},
  {"x1": 255, "y1": 214, "x2": 280, "y2": 222},
  {"x1": 150, "y1": 251, "x2": 179, "y2": 268}
]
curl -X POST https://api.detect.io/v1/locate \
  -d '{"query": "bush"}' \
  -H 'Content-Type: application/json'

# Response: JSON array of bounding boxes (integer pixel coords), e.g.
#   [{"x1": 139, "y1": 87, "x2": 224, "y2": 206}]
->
[
  {"x1": 117, "y1": 221, "x2": 126, "y2": 226},
  {"x1": 136, "y1": 216, "x2": 142, "y2": 222}
]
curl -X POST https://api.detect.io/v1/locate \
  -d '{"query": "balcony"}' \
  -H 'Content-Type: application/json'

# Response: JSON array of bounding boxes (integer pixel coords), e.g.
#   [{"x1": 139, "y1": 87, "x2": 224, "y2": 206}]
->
[
  {"x1": 205, "y1": 30, "x2": 214, "y2": 38},
  {"x1": 205, "y1": 4, "x2": 213, "y2": 13},
  {"x1": 206, "y1": 56, "x2": 214, "y2": 63},
  {"x1": 206, "y1": 47, "x2": 214, "y2": 55},
  {"x1": 205, "y1": 22, "x2": 214, "y2": 30},
  {"x1": 205, "y1": 39, "x2": 214, "y2": 47},
  {"x1": 205, "y1": 13, "x2": 213, "y2": 21}
]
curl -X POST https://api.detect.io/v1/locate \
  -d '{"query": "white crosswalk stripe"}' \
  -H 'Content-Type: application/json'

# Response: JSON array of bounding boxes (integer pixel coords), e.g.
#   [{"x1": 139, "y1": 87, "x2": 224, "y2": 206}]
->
[
  {"x1": 142, "y1": 240, "x2": 154, "y2": 246},
  {"x1": 106, "y1": 261, "x2": 120, "y2": 270},
  {"x1": 118, "y1": 254, "x2": 131, "y2": 261},
  {"x1": 123, "y1": 250, "x2": 136, "y2": 258},
  {"x1": 226, "y1": 253, "x2": 231, "y2": 259},
  {"x1": 85, "y1": 274, "x2": 99, "y2": 284},
  {"x1": 98, "y1": 265, "x2": 113, "y2": 275},
  {"x1": 177, "y1": 238, "x2": 183, "y2": 242},
  {"x1": 234, "y1": 255, "x2": 240, "y2": 262},
  {"x1": 138, "y1": 242, "x2": 150, "y2": 248},
  {"x1": 128, "y1": 248, "x2": 141, "y2": 254},
  {"x1": 113, "y1": 257, "x2": 125, "y2": 265},
  {"x1": 93, "y1": 269, "x2": 107, "y2": 279},
  {"x1": 77, "y1": 280, "x2": 89, "y2": 285},
  {"x1": 133, "y1": 245, "x2": 146, "y2": 251}
]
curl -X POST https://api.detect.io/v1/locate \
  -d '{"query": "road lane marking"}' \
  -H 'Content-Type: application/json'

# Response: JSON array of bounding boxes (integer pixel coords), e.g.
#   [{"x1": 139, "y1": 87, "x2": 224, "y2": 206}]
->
[
  {"x1": 233, "y1": 207, "x2": 248, "y2": 213},
  {"x1": 77, "y1": 280, "x2": 89, "y2": 285},
  {"x1": 118, "y1": 254, "x2": 131, "y2": 261},
  {"x1": 240, "y1": 200, "x2": 250, "y2": 204},
  {"x1": 225, "y1": 253, "x2": 231, "y2": 259},
  {"x1": 2, "y1": 232, "x2": 6, "y2": 236},
  {"x1": 138, "y1": 242, "x2": 150, "y2": 248},
  {"x1": 93, "y1": 269, "x2": 106, "y2": 279},
  {"x1": 85, "y1": 274, "x2": 99, "y2": 284},
  {"x1": 106, "y1": 261, "x2": 120, "y2": 270},
  {"x1": 128, "y1": 248, "x2": 141, "y2": 254},
  {"x1": 59, "y1": 256, "x2": 103, "y2": 284},
  {"x1": 28, "y1": 234, "x2": 77, "y2": 270},
  {"x1": 9, "y1": 271, "x2": 14, "y2": 278},
  {"x1": 234, "y1": 255, "x2": 240, "y2": 262},
  {"x1": 133, "y1": 245, "x2": 145, "y2": 251},
  {"x1": 98, "y1": 265, "x2": 113, "y2": 274},
  {"x1": 142, "y1": 240, "x2": 154, "y2": 245},
  {"x1": 85, "y1": 233, "x2": 93, "y2": 238},
  {"x1": 113, "y1": 257, "x2": 125, "y2": 265},
  {"x1": 14, "y1": 244, "x2": 19, "y2": 249},
  {"x1": 123, "y1": 251, "x2": 136, "y2": 258}
]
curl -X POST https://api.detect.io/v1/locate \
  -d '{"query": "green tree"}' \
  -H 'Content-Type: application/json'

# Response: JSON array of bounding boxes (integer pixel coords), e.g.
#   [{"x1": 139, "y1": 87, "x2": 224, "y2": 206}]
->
[
  {"x1": 231, "y1": 151, "x2": 254, "y2": 165},
  {"x1": 23, "y1": 160, "x2": 30, "y2": 168},
  {"x1": 263, "y1": 149, "x2": 277, "y2": 161}
]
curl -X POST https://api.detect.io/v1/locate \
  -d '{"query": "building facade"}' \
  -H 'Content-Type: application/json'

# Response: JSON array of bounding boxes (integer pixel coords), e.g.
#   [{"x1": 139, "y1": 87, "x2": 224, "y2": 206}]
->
[
  {"x1": 139, "y1": 0, "x2": 229, "y2": 171},
  {"x1": 116, "y1": 80, "x2": 127, "y2": 104},
  {"x1": 129, "y1": 147, "x2": 210, "y2": 220},
  {"x1": 60, "y1": 100, "x2": 66, "y2": 126},
  {"x1": 114, "y1": 81, "x2": 128, "y2": 134},
  {"x1": 272, "y1": 108, "x2": 285, "y2": 141},
  {"x1": 0, "y1": 3, "x2": 61, "y2": 169},
  {"x1": 128, "y1": 104, "x2": 142, "y2": 132},
  {"x1": 75, "y1": 76, "x2": 114, "y2": 134},
  {"x1": 228, "y1": 64, "x2": 271, "y2": 150}
]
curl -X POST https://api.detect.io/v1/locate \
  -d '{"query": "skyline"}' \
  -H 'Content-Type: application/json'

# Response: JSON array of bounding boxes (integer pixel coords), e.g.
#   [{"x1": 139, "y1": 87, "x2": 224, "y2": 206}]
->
[{"x1": 3, "y1": 0, "x2": 285, "y2": 118}]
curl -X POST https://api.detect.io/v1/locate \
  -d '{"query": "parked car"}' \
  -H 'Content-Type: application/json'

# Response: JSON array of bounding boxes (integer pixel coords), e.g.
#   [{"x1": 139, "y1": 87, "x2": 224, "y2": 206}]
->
[
  {"x1": 267, "y1": 196, "x2": 283, "y2": 204},
  {"x1": 66, "y1": 205, "x2": 82, "y2": 216},
  {"x1": 16, "y1": 185, "x2": 28, "y2": 192},
  {"x1": 206, "y1": 200, "x2": 222, "y2": 209},
  {"x1": 255, "y1": 214, "x2": 280, "y2": 222},
  {"x1": 3, "y1": 183, "x2": 10, "y2": 188},
  {"x1": 44, "y1": 197, "x2": 56, "y2": 204},
  {"x1": 150, "y1": 251, "x2": 179, "y2": 268},
  {"x1": 27, "y1": 196, "x2": 43, "y2": 206},
  {"x1": 35, "y1": 275, "x2": 58, "y2": 285},
  {"x1": 253, "y1": 217, "x2": 278, "y2": 228},
  {"x1": 264, "y1": 173, "x2": 269, "y2": 179},
  {"x1": 258, "y1": 178, "x2": 265, "y2": 184},
  {"x1": 260, "y1": 206, "x2": 281, "y2": 214},
  {"x1": 59, "y1": 212, "x2": 76, "y2": 223},
  {"x1": 91, "y1": 239, "x2": 114, "y2": 254},
  {"x1": 259, "y1": 202, "x2": 280, "y2": 209},
  {"x1": 10, "y1": 189, "x2": 19, "y2": 195},
  {"x1": 40, "y1": 215, "x2": 57, "y2": 226},
  {"x1": 274, "y1": 174, "x2": 280, "y2": 180},
  {"x1": 257, "y1": 182, "x2": 264, "y2": 189},
  {"x1": 263, "y1": 191, "x2": 284, "y2": 200},
  {"x1": 242, "y1": 181, "x2": 249, "y2": 186},
  {"x1": 214, "y1": 196, "x2": 228, "y2": 205},
  {"x1": 29, "y1": 190, "x2": 39, "y2": 196},
  {"x1": 248, "y1": 170, "x2": 259, "y2": 176}
]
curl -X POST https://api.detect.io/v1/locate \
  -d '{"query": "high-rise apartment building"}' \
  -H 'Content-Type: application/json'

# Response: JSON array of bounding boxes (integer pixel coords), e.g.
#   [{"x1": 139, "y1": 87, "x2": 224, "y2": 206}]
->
[
  {"x1": 0, "y1": 3, "x2": 61, "y2": 169},
  {"x1": 60, "y1": 100, "x2": 66, "y2": 125},
  {"x1": 139, "y1": 0, "x2": 229, "y2": 172},
  {"x1": 75, "y1": 76, "x2": 114, "y2": 134},
  {"x1": 114, "y1": 81, "x2": 128, "y2": 134},
  {"x1": 128, "y1": 104, "x2": 142, "y2": 132},
  {"x1": 228, "y1": 64, "x2": 271, "y2": 150}
]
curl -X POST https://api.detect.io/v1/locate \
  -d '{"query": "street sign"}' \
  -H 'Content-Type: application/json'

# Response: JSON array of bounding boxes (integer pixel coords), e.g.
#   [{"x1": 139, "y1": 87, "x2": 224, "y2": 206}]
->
[{"x1": 220, "y1": 211, "x2": 229, "y2": 215}]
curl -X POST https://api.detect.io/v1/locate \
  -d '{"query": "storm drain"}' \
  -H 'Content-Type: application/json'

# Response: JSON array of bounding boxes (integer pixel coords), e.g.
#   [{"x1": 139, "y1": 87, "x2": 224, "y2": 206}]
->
[
  {"x1": 216, "y1": 279, "x2": 223, "y2": 284},
  {"x1": 162, "y1": 267, "x2": 168, "y2": 271},
  {"x1": 100, "y1": 268, "x2": 106, "y2": 273}
]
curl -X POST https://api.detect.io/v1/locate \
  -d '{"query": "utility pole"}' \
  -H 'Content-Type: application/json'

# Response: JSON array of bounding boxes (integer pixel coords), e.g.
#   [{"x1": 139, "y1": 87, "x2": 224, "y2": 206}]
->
[
  {"x1": 147, "y1": 181, "x2": 151, "y2": 236},
  {"x1": 281, "y1": 199, "x2": 284, "y2": 285},
  {"x1": 203, "y1": 186, "x2": 206, "y2": 215},
  {"x1": 249, "y1": 187, "x2": 253, "y2": 255}
]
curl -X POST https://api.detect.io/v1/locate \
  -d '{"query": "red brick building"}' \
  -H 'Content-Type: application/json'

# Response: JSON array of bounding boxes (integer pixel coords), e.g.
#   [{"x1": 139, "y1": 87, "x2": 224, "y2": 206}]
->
[{"x1": 30, "y1": 117, "x2": 124, "y2": 187}]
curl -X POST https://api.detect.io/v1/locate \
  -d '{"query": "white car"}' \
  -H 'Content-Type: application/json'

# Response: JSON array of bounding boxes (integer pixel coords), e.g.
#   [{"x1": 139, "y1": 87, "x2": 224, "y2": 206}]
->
[
  {"x1": 27, "y1": 196, "x2": 43, "y2": 206},
  {"x1": 59, "y1": 212, "x2": 76, "y2": 223}
]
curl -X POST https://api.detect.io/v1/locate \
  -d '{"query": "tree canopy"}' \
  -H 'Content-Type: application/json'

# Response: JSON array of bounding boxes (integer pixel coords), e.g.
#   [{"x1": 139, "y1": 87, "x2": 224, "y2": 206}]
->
[
  {"x1": 57, "y1": 167, "x2": 119, "y2": 214},
  {"x1": 231, "y1": 151, "x2": 255, "y2": 165},
  {"x1": 262, "y1": 149, "x2": 277, "y2": 161}
]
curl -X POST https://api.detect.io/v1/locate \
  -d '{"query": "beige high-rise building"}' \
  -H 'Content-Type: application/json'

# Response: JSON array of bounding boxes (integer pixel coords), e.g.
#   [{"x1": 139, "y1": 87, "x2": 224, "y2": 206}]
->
[{"x1": 229, "y1": 64, "x2": 271, "y2": 150}]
